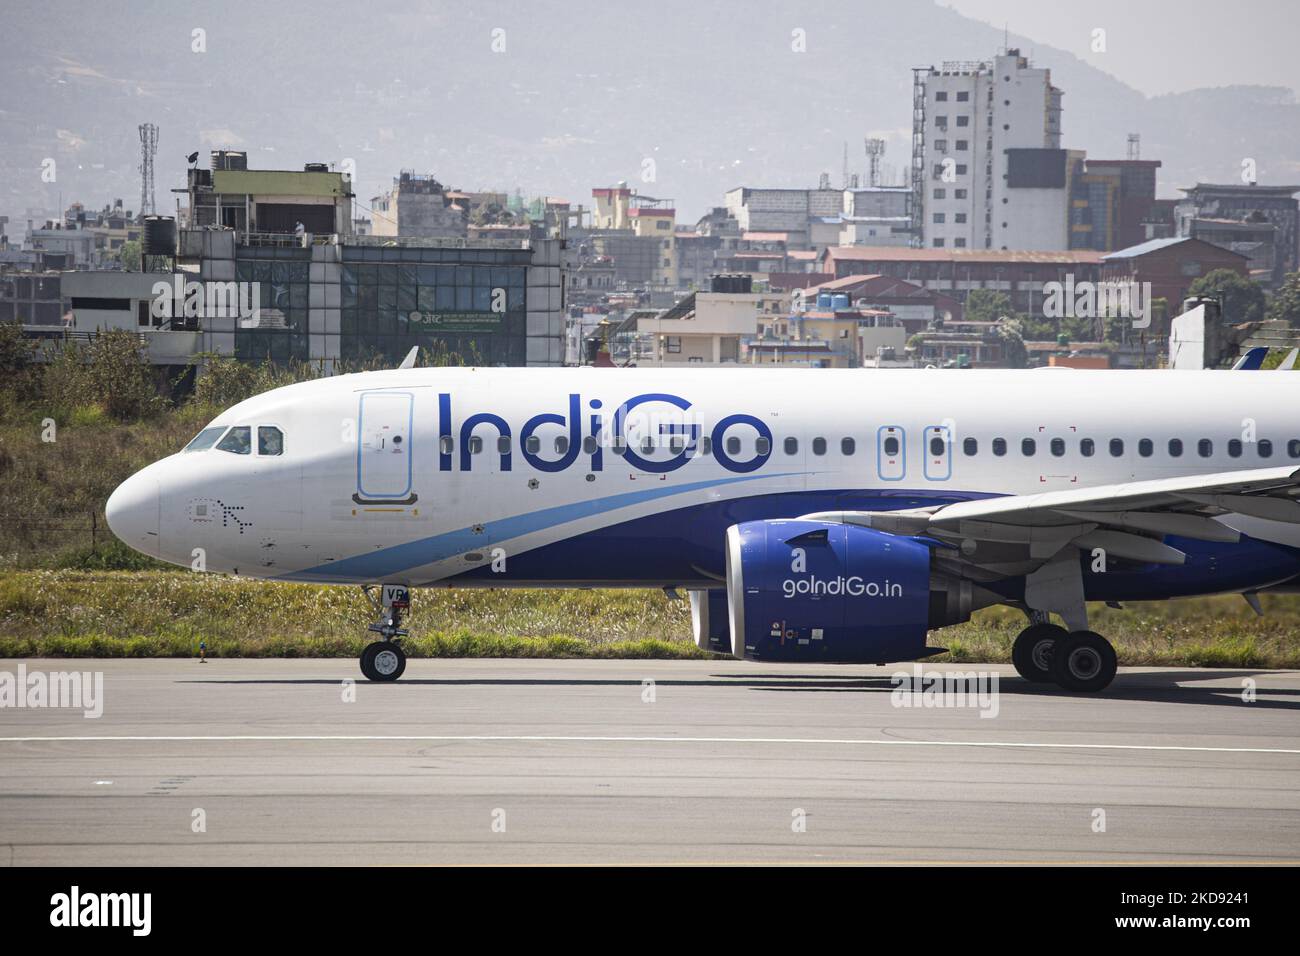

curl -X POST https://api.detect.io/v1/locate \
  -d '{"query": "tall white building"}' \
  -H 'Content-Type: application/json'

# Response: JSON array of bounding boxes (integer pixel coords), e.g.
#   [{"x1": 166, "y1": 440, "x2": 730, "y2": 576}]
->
[{"x1": 916, "y1": 50, "x2": 1068, "y2": 251}]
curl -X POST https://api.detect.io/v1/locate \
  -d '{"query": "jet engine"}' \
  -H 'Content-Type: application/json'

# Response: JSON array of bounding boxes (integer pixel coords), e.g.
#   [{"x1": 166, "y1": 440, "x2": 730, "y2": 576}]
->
[{"x1": 721, "y1": 518, "x2": 989, "y2": 663}]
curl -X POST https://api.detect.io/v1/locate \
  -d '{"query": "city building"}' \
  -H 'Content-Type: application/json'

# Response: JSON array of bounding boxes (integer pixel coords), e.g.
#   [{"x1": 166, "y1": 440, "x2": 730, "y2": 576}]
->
[
  {"x1": 1073, "y1": 159, "x2": 1168, "y2": 251},
  {"x1": 635, "y1": 277, "x2": 760, "y2": 366},
  {"x1": 915, "y1": 50, "x2": 1068, "y2": 250},
  {"x1": 1100, "y1": 237, "x2": 1250, "y2": 320},
  {"x1": 370, "y1": 172, "x2": 467, "y2": 239},
  {"x1": 184, "y1": 150, "x2": 353, "y2": 236},
  {"x1": 723, "y1": 186, "x2": 843, "y2": 249},
  {"x1": 1175, "y1": 183, "x2": 1300, "y2": 285},
  {"x1": 819, "y1": 246, "x2": 1103, "y2": 318}
]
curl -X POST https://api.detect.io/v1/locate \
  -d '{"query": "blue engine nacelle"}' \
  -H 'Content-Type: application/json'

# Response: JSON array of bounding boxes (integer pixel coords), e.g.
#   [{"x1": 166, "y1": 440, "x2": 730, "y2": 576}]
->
[{"x1": 724, "y1": 519, "x2": 934, "y2": 663}]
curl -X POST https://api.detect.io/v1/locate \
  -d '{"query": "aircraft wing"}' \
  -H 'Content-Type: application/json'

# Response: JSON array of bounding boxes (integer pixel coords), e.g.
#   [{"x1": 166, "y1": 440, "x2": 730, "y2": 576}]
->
[{"x1": 800, "y1": 465, "x2": 1300, "y2": 580}]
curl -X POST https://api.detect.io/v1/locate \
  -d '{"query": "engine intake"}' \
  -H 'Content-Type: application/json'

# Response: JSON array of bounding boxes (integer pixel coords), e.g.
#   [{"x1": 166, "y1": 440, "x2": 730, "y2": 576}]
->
[{"x1": 724, "y1": 519, "x2": 934, "y2": 663}]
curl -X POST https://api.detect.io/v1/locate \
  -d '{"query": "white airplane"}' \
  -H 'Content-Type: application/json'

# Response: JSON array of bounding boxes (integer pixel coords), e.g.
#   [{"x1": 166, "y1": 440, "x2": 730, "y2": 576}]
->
[{"x1": 106, "y1": 366, "x2": 1300, "y2": 691}]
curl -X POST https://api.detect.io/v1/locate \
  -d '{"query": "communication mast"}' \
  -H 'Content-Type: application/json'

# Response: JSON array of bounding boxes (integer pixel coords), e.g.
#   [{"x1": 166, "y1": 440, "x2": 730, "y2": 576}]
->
[
  {"x1": 1127, "y1": 133, "x2": 1141, "y2": 161},
  {"x1": 865, "y1": 138, "x2": 886, "y2": 187},
  {"x1": 138, "y1": 123, "x2": 159, "y2": 216}
]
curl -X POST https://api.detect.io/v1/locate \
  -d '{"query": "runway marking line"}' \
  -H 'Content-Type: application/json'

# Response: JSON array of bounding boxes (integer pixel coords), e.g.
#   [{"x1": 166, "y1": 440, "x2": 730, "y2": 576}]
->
[{"x1": 0, "y1": 734, "x2": 1298, "y2": 755}]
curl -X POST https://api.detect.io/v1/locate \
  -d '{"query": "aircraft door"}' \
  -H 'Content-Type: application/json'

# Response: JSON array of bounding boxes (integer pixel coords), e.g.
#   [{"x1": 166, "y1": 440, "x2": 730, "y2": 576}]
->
[
  {"x1": 923, "y1": 424, "x2": 952, "y2": 481},
  {"x1": 356, "y1": 390, "x2": 416, "y2": 503},
  {"x1": 876, "y1": 425, "x2": 906, "y2": 482}
]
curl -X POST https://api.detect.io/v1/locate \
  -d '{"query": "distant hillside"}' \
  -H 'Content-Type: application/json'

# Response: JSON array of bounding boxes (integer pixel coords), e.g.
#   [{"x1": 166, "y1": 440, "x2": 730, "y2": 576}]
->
[{"x1": 2, "y1": 0, "x2": 1298, "y2": 230}]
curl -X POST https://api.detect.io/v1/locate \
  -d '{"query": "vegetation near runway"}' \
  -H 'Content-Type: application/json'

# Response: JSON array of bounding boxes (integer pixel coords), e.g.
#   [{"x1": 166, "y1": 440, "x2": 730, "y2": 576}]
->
[{"x1": 0, "y1": 570, "x2": 1298, "y2": 668}]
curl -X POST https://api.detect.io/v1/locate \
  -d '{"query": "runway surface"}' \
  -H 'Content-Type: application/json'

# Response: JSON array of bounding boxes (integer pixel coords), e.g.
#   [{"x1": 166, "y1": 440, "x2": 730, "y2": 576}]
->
[{"x1": 1, "y1": 658, "x2": 1299, "y2": 864}]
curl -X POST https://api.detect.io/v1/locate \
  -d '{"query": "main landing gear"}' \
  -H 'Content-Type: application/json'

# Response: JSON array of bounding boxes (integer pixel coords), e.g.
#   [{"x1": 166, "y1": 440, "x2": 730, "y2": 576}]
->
[
  {"x1": 1011, "y1": 622, "x2": 1117, "y2": 692},
  {"x1": 359, "y1": 584, "x2": 410, "y2": 682}
]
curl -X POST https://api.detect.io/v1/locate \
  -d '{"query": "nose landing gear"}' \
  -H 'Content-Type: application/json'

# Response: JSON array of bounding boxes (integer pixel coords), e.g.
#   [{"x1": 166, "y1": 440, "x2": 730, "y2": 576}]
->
[{"x1": 360, "y1": 584, "x2": 410, "y2": 682}]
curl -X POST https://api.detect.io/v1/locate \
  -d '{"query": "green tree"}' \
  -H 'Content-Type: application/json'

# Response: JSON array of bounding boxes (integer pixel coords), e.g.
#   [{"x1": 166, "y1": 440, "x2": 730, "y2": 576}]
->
[
  {"x1": 993, "y1": 319, "x2": 1028, "y2": 369},
  {"x1": 1267, "y1": 271, "x2": 1300, "y2": 327},
  {"x1": 964, "y1": 289, "x2": 1014, "y2": 324},
  {"x1": 117, "y1": 240, "x2": 142, "y2": 272},
  {"x1": 1186, "y1": 269, "x2": 1266, "y2": 324}
]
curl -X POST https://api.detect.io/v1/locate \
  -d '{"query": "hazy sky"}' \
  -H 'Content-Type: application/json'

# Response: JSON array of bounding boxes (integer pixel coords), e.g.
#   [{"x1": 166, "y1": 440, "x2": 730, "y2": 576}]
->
[{"x1": 943, "y1": 0, "x2": 1299, "y2": 97}]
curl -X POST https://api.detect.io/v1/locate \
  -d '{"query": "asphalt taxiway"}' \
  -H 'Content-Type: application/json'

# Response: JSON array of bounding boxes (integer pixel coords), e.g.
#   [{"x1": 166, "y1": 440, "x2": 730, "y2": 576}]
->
[{"x1": 1, "y1": 659, "x2": 1298, "y2": 864}]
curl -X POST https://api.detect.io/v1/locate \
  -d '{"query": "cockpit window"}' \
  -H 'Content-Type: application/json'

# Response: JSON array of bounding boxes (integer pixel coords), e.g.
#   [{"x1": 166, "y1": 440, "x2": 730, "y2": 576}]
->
[
  {"x1": 258, "y1": 425, "x2": 284, "y2": 456},
  {"x1": 216, "y1": 426, "x2": 252, "y2": 455},
  {"x1": 184, "y1": 426, "x2": 227, "y2": 452}
]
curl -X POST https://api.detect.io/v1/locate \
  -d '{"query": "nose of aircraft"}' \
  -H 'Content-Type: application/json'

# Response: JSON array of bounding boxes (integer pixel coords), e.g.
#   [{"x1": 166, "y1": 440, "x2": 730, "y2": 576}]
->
[{"x1": 105, "y1": 470, "x2": 161, "y2": 556}]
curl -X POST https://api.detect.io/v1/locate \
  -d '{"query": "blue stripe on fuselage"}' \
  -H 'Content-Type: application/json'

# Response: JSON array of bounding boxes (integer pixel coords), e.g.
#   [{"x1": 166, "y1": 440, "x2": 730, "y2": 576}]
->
[{"x1": 286, "y1": 472, "x2": 804, "y2": 582}]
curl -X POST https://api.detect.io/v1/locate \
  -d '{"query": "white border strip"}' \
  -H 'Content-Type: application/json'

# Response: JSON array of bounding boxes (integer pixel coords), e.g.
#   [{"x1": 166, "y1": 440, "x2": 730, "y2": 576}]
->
[{"x1": 0, "y1": 734, "x2": 1297, "y2": 755}]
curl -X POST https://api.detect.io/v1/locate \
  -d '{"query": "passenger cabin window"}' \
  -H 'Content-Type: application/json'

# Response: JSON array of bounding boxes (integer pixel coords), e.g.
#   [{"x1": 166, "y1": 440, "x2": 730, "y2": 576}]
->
[
  {"x1": 1109, "y1": 438, "x2": 1124, "y2": 457},
  {"x1": 440, "y1": 436, "x2": 455, "y2": 455},
  {"x1": 992, "y1": 438, "x2": 1006, "y2": 457},
  {"x1": 1169, "y1": 439, "x2": 1183, "y2": 457},
  {"x1": 468, "y1": 436, "x2": 483, "y2": 454},
  {"x1": 1259, "y1": 439, "x2": 1273, "y2": 458},
  {"x1": 555, "y1": 436, "x2": 569, "y2": 455},
  {"x1": 185, "y1": 426, "x2": 226, "y2": 452},
  {"x1": 1080, "y1": 438, "x2": 1095, "y2": 457},
  {"x1": 216, "y1": 426, "x2": 252, "y2": 455},
  {"x1": 1290, "y1": 439, "x2": 1300, "y2": 458},
  {"x1": 963, "y1": 437, "x2": 977, "y2": 456},
  {"x1": 526, "y1": 436, "x2": 541, "y2": 454},
  {"x1": 1228, "y1": 439, "x2": 1243, "y2": 458},
  {"x1": 611, "y1": 436, "x2": 627, "y2": 456},
  {"x1": 1021, "y1": 438, "x2": 1036, "y2": 457},
  {"x1": 1050, "y1": 438, "x2": 1064, "y2": 457},
  {"x1": 498, "y1": 436, "x2": 511, "y2": 455},
  {"x1": 698, "y1": 436, "x2": 712, "y2": 456},
  {"x1": 582, "y1": 436, "x2": 598, "y2": 454},
  {"x1": 784, "y1": 437, "x2": 798, "y2": 455},
  {"x1": 641, "y1": 437, "x2": 655, "y2": 454},
  {"x1": 883, "y1": 436, "x2": 900, "y2": 456},
  {"x1": 726, "y1": 436, "x2": 741, "y2": 455},
  {"x1": 1198, "y1": 439, "x2": 1213, "y2": 458},
  {"x1": 930, "y1": 436, "x2": 945, "y2": 456},
  {"x1": 1138, "y1": 439, "x2": 1153, "y2": 458},
  {"x1": 812, "y1": 437, "x2": 827, "y2": 456},
  {"x1": 841, "y1": 437, "x2": 855, "y2": 455},
  {"x1": 257, "y1": 426, "x2": 284, "y2": 456},
  {"x1": 754, "y1": 437, "x2": 770, "y2": 455}
]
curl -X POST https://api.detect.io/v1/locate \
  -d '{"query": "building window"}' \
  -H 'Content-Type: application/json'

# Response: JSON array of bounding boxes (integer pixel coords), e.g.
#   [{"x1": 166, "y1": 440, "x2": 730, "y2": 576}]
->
[
  {"x1": 956, "y1": 91, "x2": 969, "y2": 101},
  {"x1": 933, "y1": 213, "x2": 946, "y2": 224},
  {"x1": 933, "y1": 238, "x2": 945, "y2": 248},
  {"x1": 955, "y1": 213, "x2": 967, "y2": 223},
  {"x1": 956, "y1": 140, "x2": 968, "y2": 151},
  {"x1": 956, "y1": 115, "x2": 969, "y2": 127},
  {"x1": 935, "y1": 91, "x2": 948, "y2": 101},
  {"x1": 954, "y1": 238, "x2": 967, "y2": 248},
  {"x1": 933, "y1": 188, "x2": 946, "y2": 200},
  {"x1": 956, "y1": 164, "x2": 968, "y2": 175},
  {"x1": 955, "y1": 189, "x2": 967, "y2": 199},
  {"x1": 665, "y1": 336, "x2": 681, "y2": 353},
  {"x1": 935, "y1": 139, "x2": 948, "y2": 151}
]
